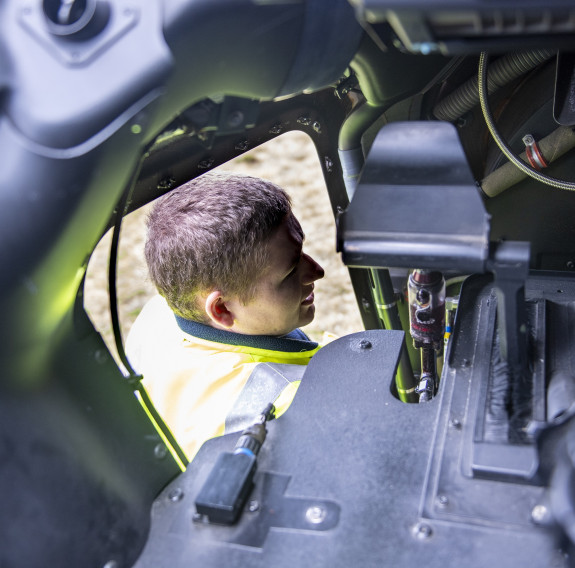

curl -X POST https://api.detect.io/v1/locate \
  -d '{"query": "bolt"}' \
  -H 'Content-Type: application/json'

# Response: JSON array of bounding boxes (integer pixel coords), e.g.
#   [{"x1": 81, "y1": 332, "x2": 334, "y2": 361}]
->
[
  {"x1": 269, "y1": 123, "x2": 283, "y2": 134},
  {"x1": 449, "y1": 418, "x2": 462, "y2": 430},
  {"x1": 522, "y1": 134, "x2": 535, "y2": 146},
  {"x1": 412, "y1": 522, "x2": 433, "y2": 540},
  {"x1": 312, "y1": 121, "x2": 321, "y2": 133},
  {"x1": 531, "y1": 504, "x2": 550, "y2": 524},
  {"x1": 359, "y1": 339, "x2": 372, "y2": 350},
  {"x1": 437, "y1": 495, "x2": 449, "y2": 507},
  {"x1": 168, "y1": 488, "x2": 184, "y2": 502},
  {"x1": 297, "y1": 116, "x2": 311, "y2": 126},
  {"x1": 248, "y1": 500, "x2": 259, "y2": 512},
  {"x1": 154, "y1": 443, "x2": 168, "y2": 460},
  {"x1": 305, "y1": 505, "x2": 326, "y2": 524},
  {"x1": 324, "y1": 156, "x2": 333, "y2": 172}
]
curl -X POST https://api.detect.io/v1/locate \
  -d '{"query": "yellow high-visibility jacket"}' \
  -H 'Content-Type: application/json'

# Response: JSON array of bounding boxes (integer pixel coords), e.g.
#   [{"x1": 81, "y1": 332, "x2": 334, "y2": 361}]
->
[{"x1": 126, "y1": 295, "x2": 320, "y2": 460}]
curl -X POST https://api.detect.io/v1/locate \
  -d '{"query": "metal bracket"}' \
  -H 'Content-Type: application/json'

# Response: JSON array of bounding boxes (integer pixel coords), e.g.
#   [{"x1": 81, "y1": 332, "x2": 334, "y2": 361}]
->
[
  {"x1": 486, "y1": 241, "x2": 531, "y2": 386},
  {"x1": 338, "y1": 121, "x2": 531, "y2": 403}
]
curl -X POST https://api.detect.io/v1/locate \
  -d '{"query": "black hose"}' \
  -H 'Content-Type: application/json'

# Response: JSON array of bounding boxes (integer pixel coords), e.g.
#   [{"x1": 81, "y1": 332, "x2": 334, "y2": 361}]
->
[
  {"x1": 108, "y1": 185, "x2": 139, "y2": 378},
  {"x1": 433, "y1": 49, "x2": 555, "y2": 122},
  {"x1": 109, "y1": 180, "x2": 189, "y2": 466}
]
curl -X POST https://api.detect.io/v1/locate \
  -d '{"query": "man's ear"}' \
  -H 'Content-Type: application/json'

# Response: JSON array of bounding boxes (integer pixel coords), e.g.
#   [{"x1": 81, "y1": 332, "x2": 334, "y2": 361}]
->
[{"x1": 205, "y1": 291, "x2": 234, "y2": 328}]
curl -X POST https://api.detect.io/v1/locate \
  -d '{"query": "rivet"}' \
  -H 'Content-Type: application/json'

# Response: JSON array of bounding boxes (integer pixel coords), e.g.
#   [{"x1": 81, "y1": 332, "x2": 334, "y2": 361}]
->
[{"x1": 359, "y1": 339, "x2": 372, "y2": 350}]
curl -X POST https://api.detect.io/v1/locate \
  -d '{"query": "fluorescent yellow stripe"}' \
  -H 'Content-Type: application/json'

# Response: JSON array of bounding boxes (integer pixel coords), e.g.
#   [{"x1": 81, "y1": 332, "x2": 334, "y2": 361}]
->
[
  {"x1": 273, "y1": 380, "x2": 301, "y2": 418},
  {"x1": 135, "y1": 390, "x2": 188, "y2": 472}
]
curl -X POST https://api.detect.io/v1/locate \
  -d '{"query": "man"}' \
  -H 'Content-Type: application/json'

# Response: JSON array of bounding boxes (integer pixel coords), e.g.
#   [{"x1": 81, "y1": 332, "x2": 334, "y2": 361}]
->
[{"x1": 126, "y1": 171, "x2": 325, "y2": 460}]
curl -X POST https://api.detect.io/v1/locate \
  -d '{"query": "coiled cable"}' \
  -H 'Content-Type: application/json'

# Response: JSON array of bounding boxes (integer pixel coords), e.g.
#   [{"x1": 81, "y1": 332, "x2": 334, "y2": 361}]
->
[{"x1": 478, "y1": 51, "x2": 575, "y2": 192}]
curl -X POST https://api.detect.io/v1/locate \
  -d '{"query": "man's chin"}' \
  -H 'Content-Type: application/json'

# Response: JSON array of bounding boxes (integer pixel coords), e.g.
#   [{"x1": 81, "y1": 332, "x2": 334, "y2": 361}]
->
[{"x1": 299, "y1": 304, "x2": 316, "y2": 326}]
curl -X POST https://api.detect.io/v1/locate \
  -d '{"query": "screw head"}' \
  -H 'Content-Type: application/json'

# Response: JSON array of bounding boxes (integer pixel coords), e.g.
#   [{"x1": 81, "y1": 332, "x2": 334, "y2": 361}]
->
[
  {"x1": 449, "y1": 418, "x2": 462, "y2": 430},
  {"x1": 412, "y1": 522, "x2": 433, "y2": 540},
  {"x1": 359, "y1": 339, "x2": 372, "y2": 350},
  {"x1": 531, "y1": 504, "x2": 550, "y2": 524},
  {"x1": 226, "y1": 110, "x2": 244, "y2": 128},
  {"x1": 437, "y1": 494, "x2": 449, "y2": 507},
  {"x1": 168, "y1": 488, "x2": 184, "y2": 502},
  {"x1": 305, "y1": 505, "x2": 326, "y2": 524}
]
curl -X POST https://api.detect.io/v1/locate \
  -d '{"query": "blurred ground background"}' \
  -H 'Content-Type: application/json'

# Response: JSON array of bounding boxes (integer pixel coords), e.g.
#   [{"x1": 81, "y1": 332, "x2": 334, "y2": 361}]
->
[{"x1": 84, "y1": 130, "x2": 364, "y2": 358}]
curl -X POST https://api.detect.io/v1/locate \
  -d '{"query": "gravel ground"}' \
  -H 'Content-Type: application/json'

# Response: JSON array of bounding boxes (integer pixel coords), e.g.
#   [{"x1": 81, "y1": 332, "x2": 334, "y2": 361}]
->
[{"x1": 84, "y1": 131, "x2": 364, "y2": 361}]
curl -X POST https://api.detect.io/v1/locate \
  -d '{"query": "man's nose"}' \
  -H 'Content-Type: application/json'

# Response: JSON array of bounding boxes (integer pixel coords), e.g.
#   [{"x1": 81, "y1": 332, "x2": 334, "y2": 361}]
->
[{"x1": 302, "y1": 252, "x2": 324, "y2": 283}]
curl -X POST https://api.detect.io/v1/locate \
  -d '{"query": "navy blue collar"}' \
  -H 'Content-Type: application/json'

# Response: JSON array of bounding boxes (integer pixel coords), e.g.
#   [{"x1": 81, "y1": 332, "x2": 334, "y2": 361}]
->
[{"x1": 174, "y1": 315, "x2": 318, "y2": 353}]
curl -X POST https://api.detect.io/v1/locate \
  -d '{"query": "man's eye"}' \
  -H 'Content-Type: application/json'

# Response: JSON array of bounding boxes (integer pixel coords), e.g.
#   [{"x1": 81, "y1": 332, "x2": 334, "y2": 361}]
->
[{"x1": 286, "y1": 265, "x2": 298, "y2": 278}]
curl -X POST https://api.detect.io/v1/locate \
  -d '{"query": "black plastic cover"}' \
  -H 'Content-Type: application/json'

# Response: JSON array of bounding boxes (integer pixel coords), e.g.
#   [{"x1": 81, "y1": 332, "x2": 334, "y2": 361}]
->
[{"x1": 338, "y1": 121, "x2": 490, "y2": 273}]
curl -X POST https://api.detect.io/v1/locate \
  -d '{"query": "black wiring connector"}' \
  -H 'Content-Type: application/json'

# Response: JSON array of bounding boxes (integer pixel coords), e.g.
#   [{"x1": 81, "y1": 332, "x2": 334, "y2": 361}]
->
[{"x1": 194, "y1": 404, "x2": 276, "y2": 525}]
